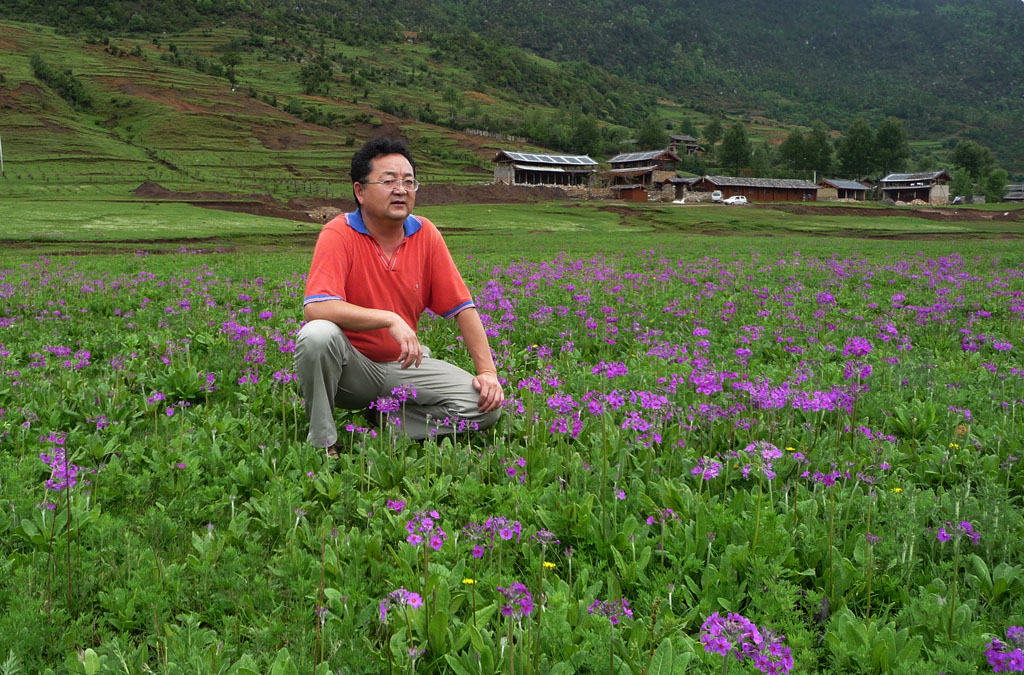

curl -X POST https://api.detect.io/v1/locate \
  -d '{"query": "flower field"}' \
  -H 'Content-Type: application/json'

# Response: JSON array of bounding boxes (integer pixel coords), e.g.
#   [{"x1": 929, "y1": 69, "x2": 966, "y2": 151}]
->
[{"x1": 1, "y1": 235, "x2": 1023, "y2": 674}]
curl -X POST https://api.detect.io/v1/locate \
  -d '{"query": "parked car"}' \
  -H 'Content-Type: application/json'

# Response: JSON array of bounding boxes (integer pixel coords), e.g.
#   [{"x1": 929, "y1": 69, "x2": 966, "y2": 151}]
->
[
  {"x1": 723, "y1": 195, "x2": 748, "y2": 205},
  {"x1": 711, "y1": 190, "x2": 723, "y2": 203}
]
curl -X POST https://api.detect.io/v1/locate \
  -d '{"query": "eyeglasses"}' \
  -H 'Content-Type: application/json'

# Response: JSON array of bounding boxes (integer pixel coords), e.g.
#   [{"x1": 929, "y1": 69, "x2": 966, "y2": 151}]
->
[{"x1": 362, "y1": 178, "x2": 421, "y2": 192}]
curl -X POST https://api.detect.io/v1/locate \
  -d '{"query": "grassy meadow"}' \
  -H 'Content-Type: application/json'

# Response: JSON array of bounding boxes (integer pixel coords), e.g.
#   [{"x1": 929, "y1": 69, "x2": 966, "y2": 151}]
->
[{"x1": 1, "y1": 199, "x2": 1023, "y2": 674}]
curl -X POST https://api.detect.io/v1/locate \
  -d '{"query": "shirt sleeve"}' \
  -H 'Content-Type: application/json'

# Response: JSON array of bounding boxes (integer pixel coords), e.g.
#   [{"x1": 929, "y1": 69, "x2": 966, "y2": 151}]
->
[
  {"x1": 303, "y1": 224, "x2": 349, "y2": 306},
  {"x1": 423, "y1": 222, "x2": 475, "y2": 319}
]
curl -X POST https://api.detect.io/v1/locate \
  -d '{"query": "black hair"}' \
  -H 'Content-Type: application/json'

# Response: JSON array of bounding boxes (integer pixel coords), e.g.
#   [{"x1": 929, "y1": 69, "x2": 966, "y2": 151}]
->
[{"x1": 350, "y1": 136, "x2": 416, "y2": 185}]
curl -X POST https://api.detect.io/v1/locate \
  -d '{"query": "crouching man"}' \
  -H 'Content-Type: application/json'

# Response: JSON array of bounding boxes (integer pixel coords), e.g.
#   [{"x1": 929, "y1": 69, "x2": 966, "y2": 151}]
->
[{"x1": 295, "y1": 137, "x2": 503, "y2": 455}]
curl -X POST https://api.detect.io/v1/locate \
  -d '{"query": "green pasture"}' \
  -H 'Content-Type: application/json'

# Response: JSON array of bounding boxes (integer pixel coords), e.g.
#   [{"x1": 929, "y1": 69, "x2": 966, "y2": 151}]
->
[{"x1": 3, "y1": 200, "x2": 1022, "y2": 263}]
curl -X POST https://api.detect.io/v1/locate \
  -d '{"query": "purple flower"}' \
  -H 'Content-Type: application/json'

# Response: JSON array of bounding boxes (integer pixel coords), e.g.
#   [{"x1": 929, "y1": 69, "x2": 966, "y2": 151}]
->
[
  {"x1": 986, "y1": 625, "x2": 1024, "y2": 672},
  {"x1": 935, "y1": 520, "x2": 981, "y2": 546},
  {"x1": 405, "y1": 510, "x2": 447, "y2": 551},
  {"x1": 588, "y1": 598, "x2": 633, "y2": 625},
  {"x1": 379, "y1": 587, "x2": 423, "y2": 624},
  {"x1": 700, "y1": 612, "x2": 793, "y2": 674},
  {"x1": 842, "y1": 336, "x2": 873, "y2": 358},
  {"x1": 497, "y1": 582, "x2": 533, "y2": 618}
]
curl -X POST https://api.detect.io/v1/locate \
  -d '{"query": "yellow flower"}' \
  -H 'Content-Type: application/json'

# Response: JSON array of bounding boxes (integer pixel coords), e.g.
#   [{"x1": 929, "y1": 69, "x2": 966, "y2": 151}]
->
[
  {"x1": 785, "y1": 447, "x2": 796, "y2": 452},
  {"x1": 462, "y1": 578, "x2": 476, "y2": 585},
  {"x1": 891, "y1": 487, "x2": 903, "y2": 493},
  {"x1": 949, "y1": 442, "x2": 960, "y2": 450},
  {"x1": 543, "y1": 561, "x2": 556, "y2": 570}
]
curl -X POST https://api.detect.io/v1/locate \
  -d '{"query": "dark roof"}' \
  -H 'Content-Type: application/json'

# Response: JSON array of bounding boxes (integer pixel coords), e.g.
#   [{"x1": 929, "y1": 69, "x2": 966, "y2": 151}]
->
[
  {"x1": 819, "y1": 178, "x2": 868, "y2": 191},
  {"x1": 609, "y1": 166, "x2": 657, "y2": 175},
  {"x1": 608, "y1": 149, "x2": 680, "y2": 164},
  {"x1": 669, "y1": 134, "x2": 700, "y2": 143},
  {"x1": 494, "y1": 150, "x2": 598, "y2": 167},
  {"x1": 701, "y1": 175, "x2": 818, "y2": 190},
  {"x1": 880, "y1": 170, "x2": 952, "y2": 183}
]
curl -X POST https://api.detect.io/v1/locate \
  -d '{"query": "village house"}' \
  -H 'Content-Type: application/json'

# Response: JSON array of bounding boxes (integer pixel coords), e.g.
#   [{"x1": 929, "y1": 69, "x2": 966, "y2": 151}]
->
[
  {"x1": 694, "y1": 176, "x2": 819, "y2": 202},
  {"x1": 878, "y1": 170, "x2": 952, "y2": 204},
  {"x1": 818, "y1": 178, "x2": 869, "y2": 201},
  {"x1": 493, "y1": 150, "x2": 599, "y2": 187},
  {"x1": 669, "y1": 134, "x2": 703, "y2": 155},
  {"x1": 1003, "y1": 184, "x2": 1024, "y2": 203},
  {"x1": 606, "y1": 149, "x2": 681, "y2": 201}
]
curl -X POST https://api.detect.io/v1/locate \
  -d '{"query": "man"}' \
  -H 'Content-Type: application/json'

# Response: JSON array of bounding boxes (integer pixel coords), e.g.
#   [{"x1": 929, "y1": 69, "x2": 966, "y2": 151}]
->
[{"x1": 295, "y1": 137, "x2": 504, "y2": 454}]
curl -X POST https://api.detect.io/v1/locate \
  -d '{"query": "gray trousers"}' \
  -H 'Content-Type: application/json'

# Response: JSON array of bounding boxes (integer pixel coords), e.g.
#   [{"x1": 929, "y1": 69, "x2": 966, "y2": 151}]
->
[{"x1": 294, "y1": 319, "x2": 501, "y2": 445}]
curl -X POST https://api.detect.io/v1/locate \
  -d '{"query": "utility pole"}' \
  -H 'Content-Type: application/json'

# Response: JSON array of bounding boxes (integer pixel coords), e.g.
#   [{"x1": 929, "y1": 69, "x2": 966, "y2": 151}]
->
[{"x1": 0, "y1": 134, "x2": 5, "y2": 178}]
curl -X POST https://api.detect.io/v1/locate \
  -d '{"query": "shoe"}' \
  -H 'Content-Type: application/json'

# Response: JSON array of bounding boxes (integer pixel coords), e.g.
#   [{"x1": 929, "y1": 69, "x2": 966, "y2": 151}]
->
[{"x1": 325, "y1": 444, "x2": 340, "y2": 460}]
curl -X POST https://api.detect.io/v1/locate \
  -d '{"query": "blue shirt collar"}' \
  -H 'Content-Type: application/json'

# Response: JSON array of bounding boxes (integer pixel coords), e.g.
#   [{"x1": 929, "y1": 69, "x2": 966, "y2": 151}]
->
[{"x1": 347, "y1": 209, "x2": 422, "y2": 237}]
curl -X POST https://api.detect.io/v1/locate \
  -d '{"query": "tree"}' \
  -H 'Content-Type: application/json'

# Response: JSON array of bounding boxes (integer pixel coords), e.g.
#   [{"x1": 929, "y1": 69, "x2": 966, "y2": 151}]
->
[
  {"x1": 569, "y1": 112, "x2": 602, "y2": 156},
  {"x1": 984, "y1": 169, "x2": 1008, "y2": 203},
  {"x1": 949, "y1": 169, "x2": 972, "y2": 199},
  {"x1": 951, "y1": 140, "x2": 994, "y2": 182},
  {"x1": 442, "y1": 85, "x2": 463, "y2": 123},
  {"x1": 719, "y1": 122, "x2": 751, "y2": 175},
  {"x1": 837, "y1": 117, "x2": 875, "y2": 177},
  {"x1": 636, "y1": 115, "x2": 668, "y2": 150},
  {"x1": 750, "y1": 142, "x2": 772, "y2": 176},
  {"x1": 703, "y1": 117, "x2": 723, "y2": 147},
  {"x1": 679, "y1": 117, "x2": 698, "y2": 137},
  {"x1": 778, "y1": 129, "x2": 806, "y2": 173},
  {"x1": 804, "y1": 120, "x2": 834, "y2": 177},
  {"x1": 874, "y1": 117, "x2": 910, "y2": 175}
]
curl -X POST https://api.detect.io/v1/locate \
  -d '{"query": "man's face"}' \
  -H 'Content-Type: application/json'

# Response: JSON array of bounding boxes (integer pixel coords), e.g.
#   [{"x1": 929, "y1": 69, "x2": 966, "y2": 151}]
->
[{"x1": 355, "y1": 153, "x2": 415, "y2": 225}]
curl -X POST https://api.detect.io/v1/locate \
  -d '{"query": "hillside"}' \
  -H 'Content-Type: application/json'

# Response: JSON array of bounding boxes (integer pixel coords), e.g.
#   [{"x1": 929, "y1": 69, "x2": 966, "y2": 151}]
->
[{"x1": 0, "y1": 0, "x2": 1022, "y2": 201}]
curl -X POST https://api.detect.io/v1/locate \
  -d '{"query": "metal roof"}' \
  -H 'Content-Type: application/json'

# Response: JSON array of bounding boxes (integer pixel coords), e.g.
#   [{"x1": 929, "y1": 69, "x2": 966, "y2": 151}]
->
[
  {"x1": 880, "y1": 170, "x2": 950, "y2": 183},
  {"x1": 669, "y1": 134, "x2": 700, "y2": 142},
  {"x1": 608, "y1": 150, "x2": 678, "y2": 164},
  {"x1": 702, "y1": 175, "x2": 818, "y2": 190},
  {"x1": 820, "y1": 178, "x2": 869, "y2": 191},
  {"x1": 496, "y1": 151, "x2": 598, "y2": 166},
  {"x1": 609, "y1": 165, "x2": 657, "y2": 174},
  {"x1": 512, "y1": 163, "x2": 564, "y2": 173}
]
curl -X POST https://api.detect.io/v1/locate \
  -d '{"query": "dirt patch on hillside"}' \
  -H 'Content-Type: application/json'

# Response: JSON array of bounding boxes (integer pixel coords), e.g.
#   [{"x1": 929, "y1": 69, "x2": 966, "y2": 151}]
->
[
  {"x1": 417, "y1": 183, "x2": 568, "y2": 206},
  {"x1": 131, "y1": 180, "x2": 571, "y2": 222},
  {"x1": 0, "y1": 83, "x2": 45, "y2": 112},
  {"x1": 99, "y1": 78, "x2": 208, "y2": 113},
  {"x1": 0, "y1": 24, "x2": 30, "y2": 51},
  {"x1": 251, "y1": 124, "x2": 310, "y2": 150}
]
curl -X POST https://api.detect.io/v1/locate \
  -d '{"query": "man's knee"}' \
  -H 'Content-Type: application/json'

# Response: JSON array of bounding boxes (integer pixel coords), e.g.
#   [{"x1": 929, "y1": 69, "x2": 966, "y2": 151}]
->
[
  {"x1": 477, "y1": 407, "x2": 501, "y2": 432},
  {"x1": 296, "y1": 319, "x2": 343, "y2": 357}
]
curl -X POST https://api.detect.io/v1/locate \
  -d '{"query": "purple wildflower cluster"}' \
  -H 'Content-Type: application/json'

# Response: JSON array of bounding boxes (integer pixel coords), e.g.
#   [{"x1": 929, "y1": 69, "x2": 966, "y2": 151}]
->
[
  {"x1": 986, "y1": 626, "x2": 1024, "y2": 672},
  {"x1": 646, "y1": 508, "x2": 679, "y2": 525},
  {"x1": 405, "y1": 510, "x2": 447, "y2": 551},
  {"x1": 691, "y1": 457, "x2": 723, "y2": 480},
  {"x1": 497, "y1": 582, "x2": 533, "y2": 618},
  {"x1": 936, "y1": 520, "x2": 981, "y2": 546},
  {"x1": 501, "y1": 455, "x2": 527, "y2": 484},
  {"x1": 378, "y1": 587, "x2": 423, "y2": 623},
  {"x1": 587, "y1": 598, "x2": 633, "y2": 625},
  {"x1": 38, "y1": 432, "x2": 86, "y2": 491},
  {"x1": 700, "y1": 612, "x2": 793, "y2": 674},
  {"x1": 463, "y1": 516, "x2": 522, "y2": 558}
]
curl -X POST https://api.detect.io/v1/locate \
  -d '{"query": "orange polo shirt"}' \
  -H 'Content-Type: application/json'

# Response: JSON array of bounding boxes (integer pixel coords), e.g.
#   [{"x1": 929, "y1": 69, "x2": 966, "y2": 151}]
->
[{"x1": 303, "y1": 210, "x2": 475, "y2": 362}]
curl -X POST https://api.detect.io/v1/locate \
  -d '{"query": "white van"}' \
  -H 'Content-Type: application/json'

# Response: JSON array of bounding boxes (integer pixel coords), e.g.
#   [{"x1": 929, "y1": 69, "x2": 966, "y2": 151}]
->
[{"x1": 711, "y1": 190, "x2": 723, "y2": 203}]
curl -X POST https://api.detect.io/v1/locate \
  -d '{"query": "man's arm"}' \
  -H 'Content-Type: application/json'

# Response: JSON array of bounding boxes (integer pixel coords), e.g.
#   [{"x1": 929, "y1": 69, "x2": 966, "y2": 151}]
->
[
  {"x1": 454, "y1": 308, "x2": 504, "y2": 413},
  {"x1": 304, "y1": 299, "x2": 422, "y2": 368}
]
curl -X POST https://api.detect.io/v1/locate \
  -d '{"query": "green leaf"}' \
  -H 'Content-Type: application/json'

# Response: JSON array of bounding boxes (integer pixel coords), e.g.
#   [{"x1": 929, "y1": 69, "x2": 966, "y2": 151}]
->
[
  {"x1": 428, "y1": 610, "x2": 449, "y2": 654},
  {"x1": 647, "y1": 638, "x2": 674, "y2": 675},
  {"x1": 82, "y1": 649, "x2": 101, "y2": 675},
  {"x1": 268, "y1": 648, "x2": 299, "y2": 675},
  {"x1": 443, "y1": 655, "x2": 475, "y2": 675}
]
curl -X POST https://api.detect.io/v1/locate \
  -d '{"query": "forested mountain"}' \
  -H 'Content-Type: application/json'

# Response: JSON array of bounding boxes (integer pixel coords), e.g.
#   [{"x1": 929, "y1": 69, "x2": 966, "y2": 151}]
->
[{"x1": 2, "y1": 0, "x2": 1022, "y2": 172}]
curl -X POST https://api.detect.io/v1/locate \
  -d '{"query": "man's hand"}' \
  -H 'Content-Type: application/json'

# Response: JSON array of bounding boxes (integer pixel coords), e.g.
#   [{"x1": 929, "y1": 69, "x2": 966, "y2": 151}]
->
[
  {"x1": 472, "y1": 371, "x2": 505, "y2": 413},
  {"x1": 385, "y1": 313, "x2": 422, "y2": 369}
]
